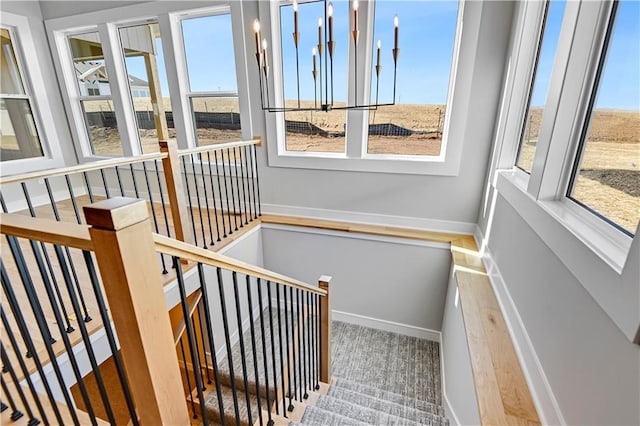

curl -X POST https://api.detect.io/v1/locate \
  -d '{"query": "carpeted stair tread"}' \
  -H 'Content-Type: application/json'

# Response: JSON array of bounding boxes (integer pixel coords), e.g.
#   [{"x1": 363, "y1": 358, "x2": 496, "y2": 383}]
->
[
  {"x1": 332, "y1": 377, "x2": 445, "y2": 417},
  {"x1": 314, "y1": 395, "x2": 433, "y2": 426},
  {"x1": 202, "y1": 383, "x2": 262, "y2": 426},
  {"x1": 293, "y1": 405, "x2": 370, "y2": 426},
  {"x1": 327, "y1": 385, "x2": 447, "y2": 423}
]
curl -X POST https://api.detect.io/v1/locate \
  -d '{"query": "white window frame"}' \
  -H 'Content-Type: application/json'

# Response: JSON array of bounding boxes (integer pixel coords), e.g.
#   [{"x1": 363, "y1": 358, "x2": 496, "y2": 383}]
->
[
  {"x1": 46, "y1": 1, "x2": 251, "y2": 160},
  {"x1": 489, "y1": 0, "x2": 639, "y2": 342},
  {"x1": 1, "y1": 13, "x2": 65, "y2": 176},
  {"x1": 259, "y1": 0, "x2": 467, "y2": 176}
]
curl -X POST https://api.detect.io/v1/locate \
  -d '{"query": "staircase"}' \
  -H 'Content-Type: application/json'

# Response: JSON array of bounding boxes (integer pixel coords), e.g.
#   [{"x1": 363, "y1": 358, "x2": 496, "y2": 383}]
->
[{"x1": 197, "y1": 313, "x2": 449, "y2": 426}]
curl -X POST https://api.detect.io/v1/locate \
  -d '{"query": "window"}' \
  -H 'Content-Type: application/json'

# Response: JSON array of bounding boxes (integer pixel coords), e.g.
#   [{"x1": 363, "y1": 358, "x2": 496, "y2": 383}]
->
[
  {"x1": 181, "y1": 13, "x2": 242, "y2": 146},
  {"x1": 367, "y1": 1, "x2": 458, "y2": 156},
  {"x1": 568, "y1": 0, "x2": 639, "y2": 236},
  {"x1": 69, "y1": 31, "x2": 123, "y2": 156},
  {"x1": 516, "y1": 0, "x2": 566, "y2": 173},
  {"x1": 0, "y1": 27, "x2": 44, "y2": 162},
  {"x1": 280, "y1": 0, "x2": 347, "y2": 153},
  {"x1": 120, "y1": 22, "x2": 172, "y2": 153}
]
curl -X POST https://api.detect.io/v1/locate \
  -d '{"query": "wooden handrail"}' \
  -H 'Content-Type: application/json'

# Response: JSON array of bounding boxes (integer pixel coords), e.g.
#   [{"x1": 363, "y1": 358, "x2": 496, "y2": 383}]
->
[
  {"x1": 0, "y1": 152, "x2": 168, "y2": 186},
  {"x1": 0, "y1": 213, "x2": 93, "y2": 251},
  {"x1": 153, "y1": 233, "x2": 327, "y2": 296},
  {"x1": 176, "y1": 137, "x2": 260, "y2": 157}
]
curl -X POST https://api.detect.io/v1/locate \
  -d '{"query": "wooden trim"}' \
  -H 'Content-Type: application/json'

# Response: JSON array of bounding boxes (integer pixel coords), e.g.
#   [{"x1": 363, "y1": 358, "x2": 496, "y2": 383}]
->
[
  {"x1": 0, "y1": 213, "x2": 93, "y2": 251},
  {"x1": 84, "y1": 197, "x2": 190, "y2": 425},
  {"x1": 172, "y1": 290, "x2": 202, "y2": 345},
  {"x1": 153, "y1": 233, "x2": 327, "y2": 296},
  {"x1": 176, "y1": 138, "x2": 260, "y2": 157},
  {"x1": 0, "y1": 152, "x2": 167, "y2": 185},
  {"x1": 318, "y1": 275, "x2": 332, "y2": 383},
  {"x1": 261, "y1": 214, "x2": 463, "y2": 244},
  {"x1": 160, "y1": 139, "x2": 192, "y2": 245}
]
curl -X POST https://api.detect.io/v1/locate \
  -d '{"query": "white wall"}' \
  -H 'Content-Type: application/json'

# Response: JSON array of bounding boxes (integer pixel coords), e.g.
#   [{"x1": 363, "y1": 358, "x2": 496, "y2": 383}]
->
[
  {"x1": 485, "y1": 195, "x2": 640, "y2": 425},
  {"x1": 440, "y1": 268, "x2": 480, "y2": 426},
  {"x1": 261, "y1": 225, "x2": 451, "y2": 336}
]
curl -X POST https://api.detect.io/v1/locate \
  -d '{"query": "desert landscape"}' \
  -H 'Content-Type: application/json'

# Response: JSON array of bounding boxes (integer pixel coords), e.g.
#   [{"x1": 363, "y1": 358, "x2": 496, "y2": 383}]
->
[{"x1": 82, "y1": 98, "x2": 639, "y2": 233}]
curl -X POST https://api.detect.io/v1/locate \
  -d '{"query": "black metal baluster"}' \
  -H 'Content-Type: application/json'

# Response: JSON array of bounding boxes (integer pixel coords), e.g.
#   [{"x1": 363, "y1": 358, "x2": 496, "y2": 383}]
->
[
  {"x1": 174, "y1": 258, "x2": 208, "y2": 423},
  {"x1": 0, "y1": 272, "x2": 58, "y2": 424},
  {"x1": 266, "y1": 281, "x2": 279, "y2": 414},
  {"x1": 154, "y1": 159, "x2": 173, "y2": 239},
  {"x1": 315, "y1": 293, "x2": 320, "y2": 390},
  {"x1": 231, "y1": 272, "x2": 253, "y2": 425},
  {"x1": 65, "y1": 175, "x2": 82, "y2": 224},
  {"x1": 15, "y1": 186, "x2": 74, "y2": 333},
  {"x1": 240, "y1": 145, "x2": 250, "y2": 225},
  {"x1": 243, "y1": 145, "x2": 254, "y2": 222},
  {"x1": 5, "y1": 239, "x2": 79, "y2": 424},
  {"x1": 114, "y1": 166, "x2": 125, "y2": 196},
  {"x1": 227, "y1": 148, "x2": 239, "y2": 231},
  {"x1": 179, "y1": 338, "x2": 196, "y2": 416},
  {"x1": 0, "y1": 343, "x2": 33, "y2": 424},
  {"x1": 305, "y1": 292, "x2": 312, "y2": 394},
  {"x1": 83, "y1": 171, "x2": 95, "y2": 203},
  {"x1": 181, "y1": 157, "x2": 199, "y2": 247},
  {"x1": 233, "y1": 146, "x2": 247, "y2": 228},
  {"x1": 189, "y1": 154, "x2": 208, "y2": 248},
  {"x1": 275, "y1": 284, "x2": 287, "y2": 416},
  {"x1": 195, "y1": 310, "x2": 212, "y2": 385},
  {"x1": 1, "y1": 375, "x2": 23, "y2": 421},
  {"x1": 283, "y1": 288, "x2": 294, "y2": 411},
  {"x1": 100, "y1": 169, "x2": 111, "y2": 198},
  {"x1": 215, "y1": 267, "x2": 241, "y2": 422},
  {"x1": 191, "y1": 316, "x2": 207, "y2": 391},
  {"x1": 206, "y1": 152, "x2": 222, "y2": 242},
  {"x1": 196, "y1": 264, "x2": 226, "y2": 426},
  {"x1": 142, "y1": 162, "x2": 168, "y2": 274},
  {"x1": 220, "y1": 149, "x2": 234, "y2": 234},
  {"x1": 248, "y1": 145, "x2": 258, "y2": 220},
  {"x1": 83, "y1": 251, "x2": 139, "y2": 425},
  {"x1": 198, "y1": 153, "x2": 216, "y2": 246},
  {"x1": 214, "y1": 150, "x2": 229, "y2": 238},
  {"x1": 252, "y1": 144, "x2": 262, "y2": 216},
  {"x1": 245, "y1": 275, "x2": 263, "y2": 425},
  {"x1": 296, "y1": 288, "x2": 308, "y2": 401},
  {"x1": 288, "y1": 287, "x2": 298, "y2": 402},
  {"x1": 50, "y1": 244, "x2": 116, "y2": 424},
  {"x1": 256, "y1": 279, "x2": 274, "y2": 425},
  {"x1": 44, "y1": 178, "x2": 91, "y2": 322}
]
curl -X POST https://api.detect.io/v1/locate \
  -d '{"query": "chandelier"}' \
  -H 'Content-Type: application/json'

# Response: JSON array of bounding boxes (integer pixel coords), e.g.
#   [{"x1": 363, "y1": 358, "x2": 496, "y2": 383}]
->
[{"x1": 253, "y1": 0, "x2": 399, "y2": 112}]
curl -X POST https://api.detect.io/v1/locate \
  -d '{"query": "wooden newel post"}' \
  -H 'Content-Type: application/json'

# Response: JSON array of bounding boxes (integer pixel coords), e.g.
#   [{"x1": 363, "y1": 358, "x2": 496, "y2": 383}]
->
[
  {"x1": 84, "y1": 197, "x2": 190, "y2": 425},
  {"x1": 319, "y1": 275, "x2": 332, "y2": 383},
  {"x1": 159, "y1": 139, "x2": 192, "y2": 245}
]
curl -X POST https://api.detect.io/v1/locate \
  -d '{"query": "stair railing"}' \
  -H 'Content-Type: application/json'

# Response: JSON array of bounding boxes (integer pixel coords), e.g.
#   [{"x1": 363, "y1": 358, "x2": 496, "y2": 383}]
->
[{"x1": 0, "y1": 195, "x2": 330, "y2": 425}]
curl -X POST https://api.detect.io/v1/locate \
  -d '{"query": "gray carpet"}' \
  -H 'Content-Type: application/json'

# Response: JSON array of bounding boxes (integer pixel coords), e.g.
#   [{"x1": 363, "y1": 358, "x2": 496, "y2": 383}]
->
[{"x1": 331, "y1": 321, "x2": 442, "y2": 406}]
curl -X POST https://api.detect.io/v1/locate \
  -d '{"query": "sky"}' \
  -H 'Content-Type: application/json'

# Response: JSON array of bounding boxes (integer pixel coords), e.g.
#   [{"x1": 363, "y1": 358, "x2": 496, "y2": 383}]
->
[
  {"x1": 530, "y1": 0, "x2": 639, "y2": 111},
  {"x1": 122, "y1": 0, "x2": 638, "y2": 110}
]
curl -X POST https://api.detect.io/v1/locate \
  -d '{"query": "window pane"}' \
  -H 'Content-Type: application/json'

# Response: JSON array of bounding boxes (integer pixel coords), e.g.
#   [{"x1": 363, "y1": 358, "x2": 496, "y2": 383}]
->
[
  {"x1": 0, "y1": 28, "x2": 25, "y2": 95},
  {"x1": 280, "y1": 0, "x2": 347, "y2": 153},
  {"x1": 0, "y1": 98, "x2": 44, "y2": 161},
  {"x1": 69, "y1": 32, "x2": 111, "y2": 97},
  {"x1": 81, "y1": 99, "x2": 123, "y2": 156},
  {"x1": 516, "y1": 0, "x2": 566, "y2": 173},
  {"x1": 182, "y1": 14, "x2": 237, "y2": 92},
  {"x1": 120, "y1": 23, "x2": 172, "y2": 154},
  {"x1": 190, "y1": 96, "x2": 242, "y2": 146},
  {"x1": 569, "y1": 1, "x2": 640, "y2": 235},
  {"x1": 367, "y1": 1, "x2": 457, "y2": 156}
]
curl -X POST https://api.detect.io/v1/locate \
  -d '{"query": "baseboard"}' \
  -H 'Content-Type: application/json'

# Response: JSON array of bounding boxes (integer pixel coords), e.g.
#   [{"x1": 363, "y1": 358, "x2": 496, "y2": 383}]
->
[
  {"x1": 481, "y1": 250, "x2": 566, "y2": 426},
  {"x1": 332, "y1": 310, "x2": 441, "y2": 342},
  {"x1": 443, "y1": 392, "x2": 462, "y2": 426},
  {"x1": 262, "y1": 203, "x2": 476, "y2": 235}
]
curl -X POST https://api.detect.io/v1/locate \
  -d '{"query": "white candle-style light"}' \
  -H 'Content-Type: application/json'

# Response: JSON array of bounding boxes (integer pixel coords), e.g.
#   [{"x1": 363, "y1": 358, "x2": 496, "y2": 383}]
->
[
  {"x1": 262, "y1": 38, "x2": 269, "y2": 76},
  {"x1": 253, "y1": 19, "x2": 261, "y2": 55},
  {"x1": 328, "y1": 2, "x2": 334, "y2": 43},
  {"x1": 353, "y1": 0, "x2": 359, "y2": 33},
  {"x1": 293, "y1": 0, "x2": 299, "y2": 39},
  {"x1": 394, "y1": 15, "x2": 399, "y2": 50},
  {"x1": 377, "y1": 40, "x2": 381, "y2": 68}
]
